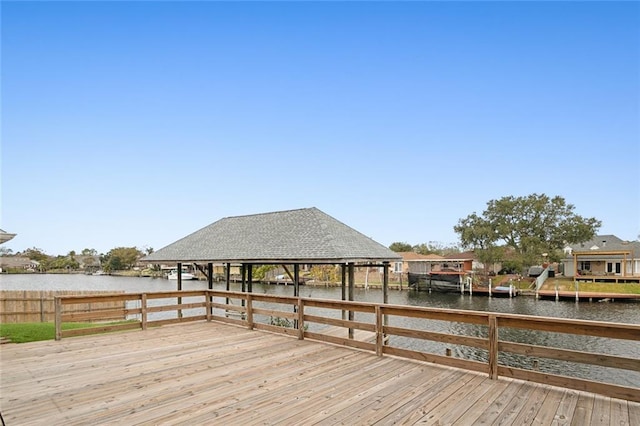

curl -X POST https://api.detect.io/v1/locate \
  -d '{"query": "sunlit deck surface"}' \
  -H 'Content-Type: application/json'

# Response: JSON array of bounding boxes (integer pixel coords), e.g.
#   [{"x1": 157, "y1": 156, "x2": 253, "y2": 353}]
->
[{"x1": 2, "y1": 322, "x2": 639, "y2": 425}]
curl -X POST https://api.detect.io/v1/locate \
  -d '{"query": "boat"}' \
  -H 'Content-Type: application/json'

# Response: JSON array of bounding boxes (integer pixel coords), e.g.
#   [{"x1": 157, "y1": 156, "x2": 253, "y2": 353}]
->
[
  {"x1": 491, "y1": 285, "x2": 518, "y2": 297},
  {"x1": 167, "y1": 269, "x2": 196, "y2": 280},
  {"x1": 91, "y1": 270, "x2": 107, "y2": 276},
  {"x1": 408, "y1": 270, "x2": 467, "y2": 293}
]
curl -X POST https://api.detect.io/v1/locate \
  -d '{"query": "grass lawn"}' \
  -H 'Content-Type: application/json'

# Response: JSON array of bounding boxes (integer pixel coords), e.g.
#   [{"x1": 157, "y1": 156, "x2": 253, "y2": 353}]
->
[
  {"x1": 542, "y1": 278, "x2": 640, "y2": 294},
  {"x1": 0, "y1": 322, "x2": 134, "y2": 343}
]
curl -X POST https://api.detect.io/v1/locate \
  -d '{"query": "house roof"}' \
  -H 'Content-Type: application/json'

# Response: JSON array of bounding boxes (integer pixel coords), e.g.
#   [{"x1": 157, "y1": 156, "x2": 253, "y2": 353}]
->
[
  {"x1": 142, "y1": 207, "x2": 401, "y2": 264},
  {"x1": 0, "y1": 256, "x2": 39, "y2": 268},
  {"x1": 444, "y1": 251, "x2": 476, "y2": 261},
  {"x1": 565, "y1": 235, "x2": 640, "y2": 256},
  {"x1": 0, "y1": 229, "x2": 16, "y2": 244},
  {"x1": 399, "y1": 252, "x2": 445, "y2": 261}
]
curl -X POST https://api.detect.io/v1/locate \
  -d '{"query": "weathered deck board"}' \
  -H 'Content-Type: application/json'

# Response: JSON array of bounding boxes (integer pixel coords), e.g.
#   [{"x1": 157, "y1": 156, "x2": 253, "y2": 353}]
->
[{"x1": 1, "y1": 321, "x2": 638, "y2": 425}]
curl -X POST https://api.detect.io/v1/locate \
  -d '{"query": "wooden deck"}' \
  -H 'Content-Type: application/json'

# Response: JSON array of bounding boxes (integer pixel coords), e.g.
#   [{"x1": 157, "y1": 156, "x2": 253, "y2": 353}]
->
[{"x1": 2, "y1": 322, "x2": 639, "y2": 425}]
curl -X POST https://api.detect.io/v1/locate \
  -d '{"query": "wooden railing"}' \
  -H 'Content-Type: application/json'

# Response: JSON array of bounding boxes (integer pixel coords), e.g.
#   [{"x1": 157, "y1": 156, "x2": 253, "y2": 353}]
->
[{"x1": 55, "y1": 290, "x2": 640, "y2": 402}]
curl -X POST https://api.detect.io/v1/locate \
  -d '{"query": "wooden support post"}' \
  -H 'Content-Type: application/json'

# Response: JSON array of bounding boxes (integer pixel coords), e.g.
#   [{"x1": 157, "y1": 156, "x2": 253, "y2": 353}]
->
[
  {"x1": 341, "y1": 264, "x2": 347, "y2": 321},
  {"x1": 241, "y1": 264, "x2": 246, "y2": 292},
  {"x1": 55, "y1": 297, "x2": 62, "y2": 341},
  {"x1": 208, "y1": 263, "x2": 213, "y2": 315},
  {"x1": 205, "y1": 291, "x2": 212, "y2": 322},
  {"x1": 348, "y1": 262, "x2": 355, "y2": 339},
  {"x1": 241, "y1": 264, "x2": 246, "y2": 313},
  {"x1": 246, "y1": 294, "x2": 254, "y2": 330},
  {"x1": 383, "y1": 262, "x2": 389, "y2": 332},
  {"x1": 141, "y1": 293, "x2": 147, "y2": 330},
  {"x1": 247, "y1": 263, "x2": 253, "y2": 294},
  {"x1": 294, "y1": 264, "x2": 300, "y2": 297},
  {"x1": 297, "y1": 298, "x2": 304, "y2": 340},
  {"x1": 225, "y1": 262, "x2": 231, "y2": 308},
  {"x1": 294, "y1": 264, "x2": 300, "y2": 329},
  {"x1": 488, "y1": 315, "x2": 498, "y2": 379},
  {"x1": 375, "y1": 305, "x2": 383, "y2": 357},
  {"x1": 382, "y1": 262, "x2": 389, "y2": 305},
  {"x1": 177, "y1": 262, "x2": 183, "y2": 318},
  {"x1": 207, "y1": 263, "x2": 213, "y2": 290}
]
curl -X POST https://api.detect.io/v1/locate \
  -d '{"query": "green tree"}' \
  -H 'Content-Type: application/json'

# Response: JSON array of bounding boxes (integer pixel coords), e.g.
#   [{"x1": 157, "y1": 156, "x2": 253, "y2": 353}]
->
[
  {"x1": 411, "y1": 243, "x2": 431, "y2": 255},
  {"x1": 102, "y1": 247, "x2": 143, "y2": 271},
  {"x1": 22, "y1": 247, "x2": 50, "y2": 263},
  {"x1": 81, "y1": 248, "x2": 98, "y2": 256},
  {"x1": 415, "y1": 241, "x2": 460, "y2": 256},
  {"x1": 47, "y1": 255, "x2": 79, "y2": 270},
  {"x1": 253, "y1": 265, "x2": 276, "y2": 280},
  {"x1": 454, "y1": 194, "x2": 600, "y2": 267},
  {"x1": 389, "y1": 242, "x2": 413, "y2": 252}
]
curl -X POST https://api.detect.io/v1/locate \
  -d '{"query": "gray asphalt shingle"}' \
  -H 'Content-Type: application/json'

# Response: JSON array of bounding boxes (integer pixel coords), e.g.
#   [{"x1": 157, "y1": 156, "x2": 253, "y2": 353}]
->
[{"x1": 143, "y1": 207, "x2": 401, "y2": 264}]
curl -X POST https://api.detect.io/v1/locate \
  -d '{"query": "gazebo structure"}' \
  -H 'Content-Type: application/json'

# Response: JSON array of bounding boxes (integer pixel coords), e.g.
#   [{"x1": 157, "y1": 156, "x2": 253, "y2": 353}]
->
[
  {"x1": 0, "y1": 229, "x2": 16, "y2": 245},
  {"x1": 142, "y1": 207, "x2": 402, "y2": 305}
]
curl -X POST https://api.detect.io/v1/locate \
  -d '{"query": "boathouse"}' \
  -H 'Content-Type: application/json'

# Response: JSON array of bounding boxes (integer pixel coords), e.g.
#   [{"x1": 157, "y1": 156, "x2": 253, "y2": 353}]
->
[{"x1": 142, "y1": 207, "x2": 402, "y2": 303}]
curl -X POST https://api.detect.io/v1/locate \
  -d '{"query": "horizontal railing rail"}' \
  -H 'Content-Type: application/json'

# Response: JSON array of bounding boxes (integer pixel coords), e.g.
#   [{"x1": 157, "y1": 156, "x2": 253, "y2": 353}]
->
[{"x1": 55, "y1": 290, "x2": 640, "y2": 402}]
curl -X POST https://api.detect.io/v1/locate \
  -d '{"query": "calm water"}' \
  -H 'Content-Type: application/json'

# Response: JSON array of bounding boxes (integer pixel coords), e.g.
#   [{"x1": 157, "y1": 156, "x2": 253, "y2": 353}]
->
[{"x1": 3, "y1": 274, "x2": 639, "y2": 387}]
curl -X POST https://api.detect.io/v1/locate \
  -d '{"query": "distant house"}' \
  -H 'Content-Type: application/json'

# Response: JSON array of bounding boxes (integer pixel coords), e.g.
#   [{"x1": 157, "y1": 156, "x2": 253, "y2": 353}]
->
[
  {"x1": 398, "y1": 252, "x2": 446, "y2": 275},
  {"x1": 0, "y1": 256, "x2": 40, "y2": 272},
  {"x1": 444, "y1": 251, "x2": 501, "y2": 275},
  {"x1": 562, "y1": 235, "x2": 640, "y2": 280},
  {"x1": 399, "y1": 251, "x2": 501, "y2": 278}
]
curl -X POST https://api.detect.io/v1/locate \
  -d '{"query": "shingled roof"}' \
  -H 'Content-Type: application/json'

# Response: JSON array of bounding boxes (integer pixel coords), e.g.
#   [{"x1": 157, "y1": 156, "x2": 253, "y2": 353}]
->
[
  {"x1": 143, "y1": 207, "x2": 401, "y2": 264},
  {"x1": 0, "y1": 229, "x2": 16, "y2": 244}
]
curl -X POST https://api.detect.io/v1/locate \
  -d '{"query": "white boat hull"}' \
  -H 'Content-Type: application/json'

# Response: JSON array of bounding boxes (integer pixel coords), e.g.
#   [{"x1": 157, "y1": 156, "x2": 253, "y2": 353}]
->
[{"x1": 167, "y1": 272, "x2": 196, "y2": 280}]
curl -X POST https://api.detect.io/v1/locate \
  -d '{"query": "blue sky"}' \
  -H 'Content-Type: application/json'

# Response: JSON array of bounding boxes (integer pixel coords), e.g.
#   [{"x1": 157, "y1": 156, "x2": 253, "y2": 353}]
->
[{"x1": 2, "y1": 1, "x2": 639, "y2": 255}]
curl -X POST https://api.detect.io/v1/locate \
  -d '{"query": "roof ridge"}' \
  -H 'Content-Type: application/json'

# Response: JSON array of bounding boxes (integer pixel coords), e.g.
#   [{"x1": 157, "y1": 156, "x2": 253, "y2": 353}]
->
[{"x1": 221, "y1": 207, "x2": 316, "y2": 221}]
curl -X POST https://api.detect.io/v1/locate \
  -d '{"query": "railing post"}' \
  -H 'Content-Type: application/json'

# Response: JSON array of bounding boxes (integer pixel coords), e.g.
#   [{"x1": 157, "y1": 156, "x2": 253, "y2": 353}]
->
[
  {"x1": 177, "y1": 263, "x2": 183, "y2": 318},
  {"x1": 55, "y1": 297, "x2": 62, "y2": 341},
  {"x1": 375, "y1": 305, "x2": 383, "y2": 357},
  {"x1": 297, "y1": 298, "x2": 304, "y2": 340},
  {"x1": 246, "y1": 294, "x2": 253, "y2": 330},
  {"x1": 348, "y1": 263, "x2": 355, "y2": 339},
  {"x1": 141, "y1": 293, "x2": 147, "y2": 330},
  {"x1": 206, "y1": 291, "x2": 212, "y2": 322},
  {"x1": 488, "y1": 315, "x2": 498, "y2": 379}
]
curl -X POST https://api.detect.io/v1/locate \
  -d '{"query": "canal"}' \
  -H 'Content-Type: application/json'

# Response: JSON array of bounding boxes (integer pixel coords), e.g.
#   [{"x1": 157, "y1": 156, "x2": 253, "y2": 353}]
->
[{"x1": 3, "y1": 274, "x2": 639, "y2": 387}]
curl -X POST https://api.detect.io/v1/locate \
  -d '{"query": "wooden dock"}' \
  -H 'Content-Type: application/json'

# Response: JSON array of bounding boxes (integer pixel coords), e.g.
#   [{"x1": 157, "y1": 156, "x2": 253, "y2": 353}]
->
[
  {"x1": 536, "y1": 290, "x2": 640, "y2": 301},
  {"x1": 2, "y1": 321, "x2": 639, "y2": 425}
]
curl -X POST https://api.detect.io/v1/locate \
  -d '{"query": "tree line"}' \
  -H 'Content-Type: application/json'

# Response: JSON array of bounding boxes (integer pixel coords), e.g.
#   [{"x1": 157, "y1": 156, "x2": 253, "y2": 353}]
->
[
  {"x1": 0, "y1": 246, "x2": 154, "y2": 273},
  {"x1": 390, "y1": 193, "x2": 602, "y2": 274}
]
